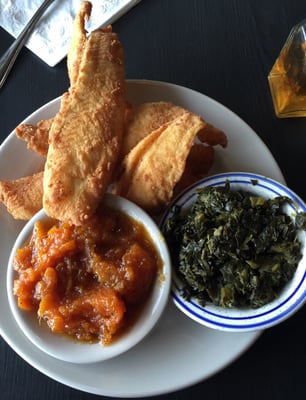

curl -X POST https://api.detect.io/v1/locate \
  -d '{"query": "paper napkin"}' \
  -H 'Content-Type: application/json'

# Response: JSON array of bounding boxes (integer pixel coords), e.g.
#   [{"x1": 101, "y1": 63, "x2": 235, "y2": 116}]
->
[{"x1": 0, "y1": 0, "x2": 141, "y2": 67}]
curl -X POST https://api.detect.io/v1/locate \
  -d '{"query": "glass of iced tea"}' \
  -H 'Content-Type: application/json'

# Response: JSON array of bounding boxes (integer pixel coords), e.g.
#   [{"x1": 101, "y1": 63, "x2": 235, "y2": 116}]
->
[{"x1": 268, "y1": 20, "x2": 306, "y2": 117}]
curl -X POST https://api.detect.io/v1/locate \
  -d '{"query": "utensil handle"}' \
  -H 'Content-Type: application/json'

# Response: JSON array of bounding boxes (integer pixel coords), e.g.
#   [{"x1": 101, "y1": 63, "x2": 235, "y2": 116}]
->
[{"x1": 0, "y1": 0, "x2": 55, "y2": 89}]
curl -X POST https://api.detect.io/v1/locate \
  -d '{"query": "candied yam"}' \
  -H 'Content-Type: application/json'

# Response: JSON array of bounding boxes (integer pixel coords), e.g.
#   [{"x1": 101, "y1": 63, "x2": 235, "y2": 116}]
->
[
  {"x1": 14, "y1": 277, "x2": 37, "y2": 311},
  {"x1": 120, "y1": 243, "x2": 157, "y2": 304},
  {"x1": 52, "y1": 287, "x2": 126, "y2": 344},
  {"x1": 12, "y1": 204, "x2": 159, "y2": 344}
]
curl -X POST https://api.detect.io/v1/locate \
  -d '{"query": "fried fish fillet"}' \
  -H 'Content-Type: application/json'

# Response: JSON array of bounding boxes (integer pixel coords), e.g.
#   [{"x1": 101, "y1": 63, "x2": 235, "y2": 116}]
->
[
  {"x1": 121, "y1": 101, "x2": 186, "y2": 157},
  {"x1": 113, "y1": 110, "x2": 227, "y2": 214},
  {"x1": 15, "y1": 118, "x2": 53, "y2": 157},
  {"x1": 198, "y1": 122, "x2": 228, "y2": 147},
  {"x1": 14, "y1": 101, "x2": 184, "y2": 160},
  {"x1": 173, "y1": 144, "x2": 215, "y2": 196},
  {"x1": 0, "y1": 2, "x2": 227, "y2": 222},
  {"x1": 0, "y1": 172, "x2": 43, "y2": 220},
  {"x1": 113, "y1": 112, "x2": 207, "y2": 214},
  {"x1": 67, "y1": 1, "x2": 92, "y2": 87},
  {"x1": 43, "y1": 11, "x2": 126, "y2": 225}
]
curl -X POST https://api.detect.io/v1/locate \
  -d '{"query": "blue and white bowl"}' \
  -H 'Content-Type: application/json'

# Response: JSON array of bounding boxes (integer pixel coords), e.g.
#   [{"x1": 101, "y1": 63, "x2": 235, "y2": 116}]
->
[{"x1": 160, "y1": 172, "x2": 306, "y2": 332}]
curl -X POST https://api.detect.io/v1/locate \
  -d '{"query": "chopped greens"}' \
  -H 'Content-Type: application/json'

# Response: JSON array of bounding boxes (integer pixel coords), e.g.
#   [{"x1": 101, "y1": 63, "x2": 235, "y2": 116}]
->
[{"x1": 164, "y1": 182, "x2": 306, "y2": 309}]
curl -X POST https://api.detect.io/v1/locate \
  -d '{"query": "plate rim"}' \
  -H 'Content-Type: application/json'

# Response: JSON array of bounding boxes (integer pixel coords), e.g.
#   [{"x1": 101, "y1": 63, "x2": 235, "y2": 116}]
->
[{"x1": 0, "y1": 79, "x2": 285, "y2": 397}]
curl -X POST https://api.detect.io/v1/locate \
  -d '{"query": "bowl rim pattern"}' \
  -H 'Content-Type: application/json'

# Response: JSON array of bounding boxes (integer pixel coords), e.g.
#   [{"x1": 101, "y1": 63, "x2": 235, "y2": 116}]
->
[{"x1": 160, "y1": 172, "x2": 306, "y2": 331}]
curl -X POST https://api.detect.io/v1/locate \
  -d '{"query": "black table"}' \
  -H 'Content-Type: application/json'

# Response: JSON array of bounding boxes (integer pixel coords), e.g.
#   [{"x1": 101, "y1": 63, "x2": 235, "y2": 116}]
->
[{"x1": 1, "y1": 1, "x2": 306, "y2": 399}]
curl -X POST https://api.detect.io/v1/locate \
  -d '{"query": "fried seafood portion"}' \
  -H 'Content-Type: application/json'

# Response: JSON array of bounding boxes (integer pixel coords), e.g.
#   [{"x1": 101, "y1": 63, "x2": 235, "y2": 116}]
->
[
  {"x1": 15, "y1": 118, "x2": 53, "y2": 157},
  {"x1": 121, "y1": 101, "x2": 186, "y2": 157},
  {"x1": 0, "y1": 172, "x2": 43, "y2": 220},
  {"x1": 0, "y1": 3, "x2": 228, "y2": 222},
  {"x1": 113, "y1": 111, "x2": 227, "y2": 214},
  {"x1": 67, "y1": 1, "x2": 92, "y2": 87},
  {"x1": 197, "y1": 122, "x2": 228, "y2": 147},
  {"x1": 43, "y1": 6, "x2": 126, "y2": 225},
  {"x1": 173, "y1": 143, "x2": 215, "y2": 196},
  {"x1": 14, "y1": 101, "x2": 184, "y2": 160}
]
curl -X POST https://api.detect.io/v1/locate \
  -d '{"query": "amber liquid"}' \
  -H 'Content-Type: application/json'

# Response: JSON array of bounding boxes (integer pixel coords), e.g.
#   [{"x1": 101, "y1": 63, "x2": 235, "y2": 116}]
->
[{"x1": 268, "y1": 44, "x2": 306, "y2": 118}]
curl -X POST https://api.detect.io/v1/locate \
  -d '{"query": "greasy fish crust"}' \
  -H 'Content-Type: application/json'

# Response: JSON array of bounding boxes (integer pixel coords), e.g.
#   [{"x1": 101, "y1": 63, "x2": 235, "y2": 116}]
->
[
  {"x1": 121, "y1": 101, "x2": 186, "y2": 157},
  {"x1": 113, "y1": 112, "x2": 207, "y2": 214},
  {"x1": 14, "y1": 101, "x2": 185, "y2": 160},
  {"x1": 0, "y1": 172, "x2": 43, "y2": 220},
  {"x1": 43, "y1": 10, "x2": 126, "y2": 225},
  {"x1": 113, "y1": 110, "x2": 227, "y2": 214},
  {"x1": 15, "y1": 118, "x2": 53, "y2": 157},
  {"x1": 67, "y1": 1, "x2": 92, "y2": 87}
]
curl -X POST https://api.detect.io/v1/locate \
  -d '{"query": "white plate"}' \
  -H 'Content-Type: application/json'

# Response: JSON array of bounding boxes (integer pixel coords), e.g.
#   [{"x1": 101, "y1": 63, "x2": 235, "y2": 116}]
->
[{"x1": 0, "y1": 80, "x2": 284, "y2": 398}]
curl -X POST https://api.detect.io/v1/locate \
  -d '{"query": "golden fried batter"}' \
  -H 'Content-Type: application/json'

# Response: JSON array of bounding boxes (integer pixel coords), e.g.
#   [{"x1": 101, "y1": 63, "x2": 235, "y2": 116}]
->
[
  {"x1": 13, "y1": 101, "x2": 185, "y2": 161},
  {"x1": 121, "y1": 101, "x2": 186, "y2": 157},
  {"x1": 173, "y1": 144, "x2": 215, "y2": 196},
  {"x1": 113, "y1": 112, "x2": 207, "y2": 214},
  {"x1": 0, "y1": 172, "x2": 43, "y2": 220},
  {"x1": 198, "y1": 122, "x2": 228, "y2": 147},
  {"x1": 67, "y1": 1, "x2": 92, "y2": 87},
  {"x1": 15, "y1": 118, "x2": 53, "y2": 157},
  {"x1": 0, "y1": 3, "x2": 228, "y2": 222},
  {"x1": 113, "y1": 109, "x2": 228, "y2": 214},
  {"x1": 43, "y1": 9, "x2": 126, "y2": 225}
]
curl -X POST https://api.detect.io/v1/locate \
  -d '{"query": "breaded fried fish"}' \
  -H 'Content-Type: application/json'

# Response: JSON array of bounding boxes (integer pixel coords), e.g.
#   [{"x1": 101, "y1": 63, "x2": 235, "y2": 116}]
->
[
  {"x1": 113, "y1": 112, "x2": 207, "y2": 214},
  {"x1": 113, "y1": 111, "x2": 227, "y2": 214},
  {"x1": 15, "y1": 118, "x2": 53, "y2": 157},
  {"x1": 0, "y1": 172, "x2": 43, "y2": 220},
  {"x1": 121, "y1": 101, "x2": 186, "y2": 157},
  {"x1": 15, "y1": 101, "x2": 185, "y2": 161},
  {"x1": 43, "y1": 6, "x2": 126, "y2": 225},
  {"x1": 173, "y1": 144, "x2": 215, "y2": 196},
  {"x1": 67, "y1": 1, "x2": 92, "y2": 87}
]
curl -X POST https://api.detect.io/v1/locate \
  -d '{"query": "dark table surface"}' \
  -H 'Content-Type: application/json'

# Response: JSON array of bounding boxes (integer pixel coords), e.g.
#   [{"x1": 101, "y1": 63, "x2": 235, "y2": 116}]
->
[{"x1": 1, "y1": 0, "x2": 306, "y2": 399}]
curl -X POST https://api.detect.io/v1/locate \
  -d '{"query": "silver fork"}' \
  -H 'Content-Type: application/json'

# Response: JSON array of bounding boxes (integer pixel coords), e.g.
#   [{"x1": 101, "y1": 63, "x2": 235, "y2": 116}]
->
[{"x1": 0, "y1": 0, "x2": 55, "y2": 89}]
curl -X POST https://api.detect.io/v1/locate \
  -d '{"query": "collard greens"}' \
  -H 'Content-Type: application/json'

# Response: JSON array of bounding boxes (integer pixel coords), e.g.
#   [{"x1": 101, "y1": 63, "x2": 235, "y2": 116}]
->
[{"x1": 164, "y1": 182, "x2": 306, "y2": 308}]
